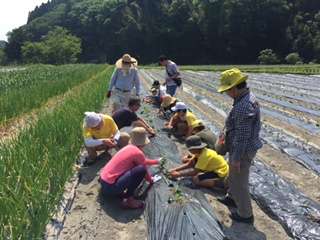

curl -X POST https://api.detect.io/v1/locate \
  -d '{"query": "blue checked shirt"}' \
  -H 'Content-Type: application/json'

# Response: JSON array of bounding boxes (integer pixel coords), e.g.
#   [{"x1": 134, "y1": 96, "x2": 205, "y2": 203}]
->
[{"x1": 225, "y1": 89, "x2": 263, "y2": 162}]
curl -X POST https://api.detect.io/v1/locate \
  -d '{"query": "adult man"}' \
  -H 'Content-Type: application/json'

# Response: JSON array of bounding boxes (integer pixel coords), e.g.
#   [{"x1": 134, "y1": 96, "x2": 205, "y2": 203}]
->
[
  {"x1": 159, "y1": 55, "x2": 181, "y2": 96},
  {"x1": 107, "y1": 54, "x2": 141, "y2": 113},
  {"x1": 112, "y1": 97, "x2": 156, "y2": 136},
  {"x1": 83, "y1": 112, "x2": 130, "y2": 164},
  {"x1": 217, "y1": 68, "x2": 262, "y2": 224}
]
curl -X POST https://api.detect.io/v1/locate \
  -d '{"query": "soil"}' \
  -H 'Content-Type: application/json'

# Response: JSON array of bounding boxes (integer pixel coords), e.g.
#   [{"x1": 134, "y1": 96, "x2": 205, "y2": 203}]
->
[{"x1": 53, "y1": 69, "x2": 320, "y2": 240}]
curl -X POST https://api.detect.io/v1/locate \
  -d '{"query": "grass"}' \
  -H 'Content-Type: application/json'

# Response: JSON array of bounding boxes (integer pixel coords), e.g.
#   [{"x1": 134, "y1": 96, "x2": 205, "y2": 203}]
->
[
  {"x1": 143, "y1": 64, "x2": 320, "y2": 75},
  {"x1": 0, "y1": 66, "x2": 113, "y2": 239},
  {"x1": 0, "y1": 64, "x2": 105, "y2": 124}
]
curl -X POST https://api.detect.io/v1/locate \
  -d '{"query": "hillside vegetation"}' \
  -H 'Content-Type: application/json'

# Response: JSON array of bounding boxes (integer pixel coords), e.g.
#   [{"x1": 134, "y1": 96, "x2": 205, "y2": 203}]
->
[{"x1": 4, "y1": 0, "x2": 320, "y2": 64}]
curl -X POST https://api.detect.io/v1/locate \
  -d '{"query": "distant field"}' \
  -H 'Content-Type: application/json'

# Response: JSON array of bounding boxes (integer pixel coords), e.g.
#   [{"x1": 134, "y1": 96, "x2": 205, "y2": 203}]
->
[{"x1": 143, "y1": 64, "x2": 320, "y2": 75}]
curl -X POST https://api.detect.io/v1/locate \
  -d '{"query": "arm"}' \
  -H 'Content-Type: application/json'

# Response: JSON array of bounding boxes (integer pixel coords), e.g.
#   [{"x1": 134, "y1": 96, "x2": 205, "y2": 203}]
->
[
  {"x1": 108, "y1": 68, "x2": 118, "y2": 91},
  {"x1": 134, "y1": 69, "x2": 140, "y2": 95},
  {"x1": 137, "y1": 117, "x2": 155, "y2": 135},
  {"x1": 170, "y1": 158, "x2": 195, "y2": 172},
  {"x1": 84, "y1": 138, "x2": 104, "y2": 148}
]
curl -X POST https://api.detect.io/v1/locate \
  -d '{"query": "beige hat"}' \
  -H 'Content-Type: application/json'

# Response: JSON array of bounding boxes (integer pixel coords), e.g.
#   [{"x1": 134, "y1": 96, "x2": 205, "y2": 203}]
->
[
  {"x1": 115, "y1": 54, "x2": 138, "y2": 69},
  {"x1": 129, "y1": 127, "x2": 150, "y2": 146},
  {"x1": 161, "y1": 95, "x2": 176, "y2": 108}
]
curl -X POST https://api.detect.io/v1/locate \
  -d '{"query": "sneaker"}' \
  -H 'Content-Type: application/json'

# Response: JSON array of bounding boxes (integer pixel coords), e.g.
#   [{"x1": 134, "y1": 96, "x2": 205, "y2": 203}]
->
[
  {"x1": 217, "y1": 196, "x2": 237, "y2": 208},
  {"x1": 230, "y1": 212, "x2": 254, "y2": 224}
]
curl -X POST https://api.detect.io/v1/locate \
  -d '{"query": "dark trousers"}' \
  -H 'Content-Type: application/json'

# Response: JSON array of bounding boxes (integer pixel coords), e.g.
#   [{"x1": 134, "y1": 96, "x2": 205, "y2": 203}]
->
[{"x1": 100, "y1": 165, "x2": 146, "y2": 198}]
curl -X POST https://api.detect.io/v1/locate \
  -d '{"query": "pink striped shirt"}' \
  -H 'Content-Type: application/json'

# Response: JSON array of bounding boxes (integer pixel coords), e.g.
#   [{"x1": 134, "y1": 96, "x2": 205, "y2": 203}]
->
[{"x1": 100, "y1": 144, "x2": 158, "y2": 184}]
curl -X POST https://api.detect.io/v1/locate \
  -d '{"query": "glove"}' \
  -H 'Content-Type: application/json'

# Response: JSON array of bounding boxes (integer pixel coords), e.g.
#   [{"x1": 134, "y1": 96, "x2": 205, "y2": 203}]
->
[{"x1": 106, "y1": 91, "x2": 112, "y2": 98}]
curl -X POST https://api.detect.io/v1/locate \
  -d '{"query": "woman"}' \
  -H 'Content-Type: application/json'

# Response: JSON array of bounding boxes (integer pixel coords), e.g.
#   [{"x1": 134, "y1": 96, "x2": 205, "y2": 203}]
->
[
  {"x1": 107, "y1": 54, "x2": 141, "y2": 113},
  {"x1": 99, "y1": 127, "x2": 159, "y2": 209}
]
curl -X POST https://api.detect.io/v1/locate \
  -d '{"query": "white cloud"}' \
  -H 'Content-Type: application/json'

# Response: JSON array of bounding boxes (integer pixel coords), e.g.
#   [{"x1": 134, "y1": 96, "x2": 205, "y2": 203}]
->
[{"x1": 0, "y1": 0, "x2": 48, "y2": 41}]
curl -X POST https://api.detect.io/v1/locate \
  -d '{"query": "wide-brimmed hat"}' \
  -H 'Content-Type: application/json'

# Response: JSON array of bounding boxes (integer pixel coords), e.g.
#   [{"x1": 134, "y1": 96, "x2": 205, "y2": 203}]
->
[
  {"x1": 171, "y1": 102, "x2": 187, "y2": 112},
  {"x1": 218, "y1": 68, "x2": 248, "y2": 93},
  {"x1": 150, "y1": 87, "x2": 158, "y2": 93},
  {"x1": 191, "y1": 120, "x2": 205, "y2": 130},
  {"x1": 129, "y1": 127, "x2": 150, "y2": 146},
  {"x1": 84, "y1": 112, "x2": 102, "y2": 128},
  {"x1": 186, "y1": 135, "x2": 207, "y2": 150},
  {"x1": 115, "y1": 54, "x2": 138, "y2": 69},
  {"x1": 161, "y1": 95, "x2": 176, "y2": 108}
]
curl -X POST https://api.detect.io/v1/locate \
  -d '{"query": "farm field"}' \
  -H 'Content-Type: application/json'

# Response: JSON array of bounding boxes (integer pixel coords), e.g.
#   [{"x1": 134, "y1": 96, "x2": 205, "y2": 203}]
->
[
  {"x1": 60, "y1": 68, "x2": 320, "y2": 240},
  {"x1": 0, "y1": 65, "x2": 112, "y2": 239},
  {"x1": 1, "y1": 65, "x2": 320, "y2": 240}
]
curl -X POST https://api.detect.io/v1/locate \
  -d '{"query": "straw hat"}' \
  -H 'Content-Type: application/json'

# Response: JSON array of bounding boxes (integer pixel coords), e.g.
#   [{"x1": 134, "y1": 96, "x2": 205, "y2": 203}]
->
[
  {"x1": 115, "y1": 54, "x2": 138, "y2": 69},
  {"x1": 218, "y1": 68, "x2": 248, "y2": 93},
  {"x1": 129, "y1": 127, "x2": 150, "y2": 146},
  {"x1": 84, "y1": 112, "x2": 102, "y2": 128},
  {"x1": 161, "y1": 95, "x2": 176, "y2": 108},
  {"x1": 186, "y1": 135, "x2": 207, "y2": 150}
]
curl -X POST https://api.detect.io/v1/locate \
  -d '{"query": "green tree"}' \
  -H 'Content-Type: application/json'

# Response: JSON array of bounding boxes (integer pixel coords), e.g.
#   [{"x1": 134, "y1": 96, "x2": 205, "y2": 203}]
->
[
  {"x1": 285, "y1": 52, "x2": 302, "y2": 64},
  {"x1": 21, "y1": 27, "x2": 81, "y2": 64},
  {"x1": 0, "y1": 49, "x2": 7, "y2": 65},
  {"x1": 258, "y1": 49, "x2": 280, "y2": 64}
]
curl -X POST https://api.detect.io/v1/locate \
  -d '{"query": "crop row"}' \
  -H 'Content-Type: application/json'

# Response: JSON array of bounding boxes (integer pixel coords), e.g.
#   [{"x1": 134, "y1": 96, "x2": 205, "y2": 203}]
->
[
  {"x1": 0, "y1": 64, "x2": 105, "y2": 124},
  {"x1": 0, "y1": 67, "x2": 112, "y2": 239}
]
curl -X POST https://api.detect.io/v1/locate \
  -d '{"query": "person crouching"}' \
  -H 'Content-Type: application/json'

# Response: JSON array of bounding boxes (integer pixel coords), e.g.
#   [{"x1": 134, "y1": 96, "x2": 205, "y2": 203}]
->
[
  {"x1": 169, "y1": 135, "x2": 229, "y2": 189},
  {"x1": 83, "y1": 112, "x2": 130, "y2": 164},
  {"x1": 99, "y1": 127, "x2": 159, "y2": 209}
]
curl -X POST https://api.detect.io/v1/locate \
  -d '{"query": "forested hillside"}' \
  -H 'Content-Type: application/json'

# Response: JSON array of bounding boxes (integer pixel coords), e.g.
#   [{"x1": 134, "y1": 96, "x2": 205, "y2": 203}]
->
[{"x1": 4, "y1": 0, "x2": 320, "y2": 64}]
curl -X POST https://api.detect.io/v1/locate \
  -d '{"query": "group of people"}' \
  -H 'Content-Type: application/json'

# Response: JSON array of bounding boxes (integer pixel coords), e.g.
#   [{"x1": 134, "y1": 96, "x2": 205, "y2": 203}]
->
[{"x1": 82, "y1": 53, "x2": 262, "y2": 224}]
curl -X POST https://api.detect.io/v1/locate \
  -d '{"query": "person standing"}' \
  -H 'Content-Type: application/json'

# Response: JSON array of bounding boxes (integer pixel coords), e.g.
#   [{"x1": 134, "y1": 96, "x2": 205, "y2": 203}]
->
[
  {"x1": 217, "y1": 68, "x2": 262, "y2": 224},
  {"x1": 107, "y1": 54, "x2": 141, "y2": 113},
  {"x1": 159, "y1": 55, "x2": 181, "y2": 96}
]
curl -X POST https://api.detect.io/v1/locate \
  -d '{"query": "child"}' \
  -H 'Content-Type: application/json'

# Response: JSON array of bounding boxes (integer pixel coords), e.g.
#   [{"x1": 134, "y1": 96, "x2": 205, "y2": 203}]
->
[{"x1": 169, "y1": 135, "x2": 229, "y2": 188}]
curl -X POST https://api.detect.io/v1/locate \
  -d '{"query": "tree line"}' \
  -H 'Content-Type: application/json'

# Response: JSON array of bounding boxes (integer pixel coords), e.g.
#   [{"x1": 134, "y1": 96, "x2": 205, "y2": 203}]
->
[{"x1": 2, "y1": 0, "x2": 320, "y2": 65}]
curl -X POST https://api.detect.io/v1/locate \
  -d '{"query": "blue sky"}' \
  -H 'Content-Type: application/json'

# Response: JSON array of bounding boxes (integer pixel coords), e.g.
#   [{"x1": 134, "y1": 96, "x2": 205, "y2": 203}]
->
[{"x1": 0, "y1": 0, "x2": 48, "y2": 41}]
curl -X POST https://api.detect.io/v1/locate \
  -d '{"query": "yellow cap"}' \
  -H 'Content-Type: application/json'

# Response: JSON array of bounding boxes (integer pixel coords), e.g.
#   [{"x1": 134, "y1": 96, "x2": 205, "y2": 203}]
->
[{"x1": 218, "y1": 68, "x2": 248, "y2": 93}]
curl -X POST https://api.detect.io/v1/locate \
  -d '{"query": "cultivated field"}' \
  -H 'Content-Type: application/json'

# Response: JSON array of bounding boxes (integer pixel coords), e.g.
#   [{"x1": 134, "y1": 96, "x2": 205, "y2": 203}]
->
[
  {"x1": 0, "y1": 65, "x2": 112, "y2": 239},
  {"x1": 1, "y1": 65, "x2": 320, "y2": 239}
]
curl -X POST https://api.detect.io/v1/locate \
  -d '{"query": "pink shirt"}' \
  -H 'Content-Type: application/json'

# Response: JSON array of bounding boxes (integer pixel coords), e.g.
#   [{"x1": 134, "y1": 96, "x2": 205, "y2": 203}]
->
[{"x1": 100, "y1": 144, "x2": 158, "y2": 184}]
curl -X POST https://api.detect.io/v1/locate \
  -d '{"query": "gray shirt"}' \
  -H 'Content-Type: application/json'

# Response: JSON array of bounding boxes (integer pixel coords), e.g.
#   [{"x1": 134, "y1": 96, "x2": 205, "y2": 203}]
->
[
  {"x1": 109, "y1": 67, "x2": 140, "y2": 95},
  {"x1": 165, "y1": 60, "x2": 180, "y2": 86}
]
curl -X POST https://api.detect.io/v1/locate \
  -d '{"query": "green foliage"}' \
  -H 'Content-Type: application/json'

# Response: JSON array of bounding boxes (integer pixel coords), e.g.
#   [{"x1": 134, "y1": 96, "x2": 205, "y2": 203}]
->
[
  {"x1": 0, "y1": 64, "x2": 104, "y2": 123},
  {"x1": 0, "y1": 49, "x2": 7, "y2": 65},
  {"x1": 4, "y1": 0, "x2": 320, "y2": 64},
  {"x1": 258, "y1": 49, "x2": 280, "y2": 65},
  {"x1": 0, "y1": 66, "x2": 112, "y2": 239},
  {"x1": 21, "y1": 27, "x2": 81, "y2": 64},
  {"x1": 285, "y1": 52, "x2": 302, "y2": 64}
]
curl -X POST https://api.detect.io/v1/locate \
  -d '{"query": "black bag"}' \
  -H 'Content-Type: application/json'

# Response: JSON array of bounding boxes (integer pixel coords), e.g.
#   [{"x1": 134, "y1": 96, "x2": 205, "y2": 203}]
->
[{"x1": 172, "y1": 77, "x2": 182, "y2": 86}]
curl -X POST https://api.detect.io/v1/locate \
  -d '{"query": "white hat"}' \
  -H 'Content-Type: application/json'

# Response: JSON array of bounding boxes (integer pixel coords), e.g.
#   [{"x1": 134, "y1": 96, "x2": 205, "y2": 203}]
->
[
  {"x1": 171, "y1": 102, "x2": 187, "y2": 112},
  {"x1": 84, "y1": 112, "x2": 102, "y2": 128}
]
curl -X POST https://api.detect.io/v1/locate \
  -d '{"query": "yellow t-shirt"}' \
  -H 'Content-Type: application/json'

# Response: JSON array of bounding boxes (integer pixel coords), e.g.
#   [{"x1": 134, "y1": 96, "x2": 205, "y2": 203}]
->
[
  {"x1": 83, "y1": 114, "x2": 118, "y2": 139},
  {"x1": 186, "y1": 111, "x2": 197, "y2": 127},
  {"x1": 195, "y1": 148, "x2": 229, "y2": 178}
]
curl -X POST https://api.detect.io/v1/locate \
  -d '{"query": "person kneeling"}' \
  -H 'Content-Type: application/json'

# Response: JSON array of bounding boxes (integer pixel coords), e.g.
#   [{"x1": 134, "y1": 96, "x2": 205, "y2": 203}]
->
[
  {"x1": 83, "y1": 112, "x2": 130, "y2": 164},
  {"x1": 99, "y1": 127, "x2": 159, "y2": 209},
  {"x1": 169, "y1": 135, "x2": 229, "y2": 189}
]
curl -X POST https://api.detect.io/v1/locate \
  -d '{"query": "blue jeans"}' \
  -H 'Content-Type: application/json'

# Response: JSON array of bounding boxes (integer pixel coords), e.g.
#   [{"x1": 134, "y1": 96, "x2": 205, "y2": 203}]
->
[
  {"x1": 100, "y1": 165, "x2": 146, "y2": 198},
  {"x1": 166, "y1": 85, "x2": 178, "y2": 96}
]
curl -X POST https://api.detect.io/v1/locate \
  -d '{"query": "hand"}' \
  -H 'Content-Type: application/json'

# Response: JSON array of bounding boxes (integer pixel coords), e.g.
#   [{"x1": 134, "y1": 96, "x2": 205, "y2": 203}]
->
[
  {"x1": 182, "y1": 154, "x2": 193, "y2": 163},
  {"x1": 103, "y1": 138, "x2": 116, "y2": 148},
  {"x1": 149, "y1": 128, "x2": 156, "y2": 136},
  {"x1": 169, "y1": 170, "x2": 180, "y2": 179},
  {"x1": 231, "y1": 161, "x2": 241, "y2": 173},
  {"x1": 106, "y1": 90, "x2": 112, "y2": 98}
]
